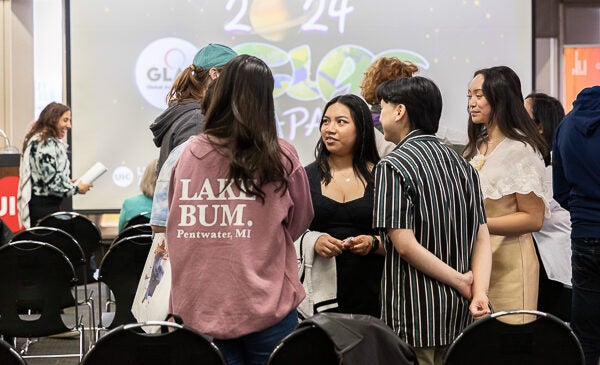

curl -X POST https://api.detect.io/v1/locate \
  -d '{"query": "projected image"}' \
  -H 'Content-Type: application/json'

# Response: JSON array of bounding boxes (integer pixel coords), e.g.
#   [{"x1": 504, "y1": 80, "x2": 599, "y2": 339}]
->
[{"x1": 69, "y1": 0, "x2": 532, "y2": 211}]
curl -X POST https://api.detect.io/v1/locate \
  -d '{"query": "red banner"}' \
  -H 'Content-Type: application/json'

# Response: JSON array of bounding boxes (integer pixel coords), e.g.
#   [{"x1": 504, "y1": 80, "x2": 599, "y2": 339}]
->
[{"x1": 0, "y1": 176, "x2": 21, "y2": 233}]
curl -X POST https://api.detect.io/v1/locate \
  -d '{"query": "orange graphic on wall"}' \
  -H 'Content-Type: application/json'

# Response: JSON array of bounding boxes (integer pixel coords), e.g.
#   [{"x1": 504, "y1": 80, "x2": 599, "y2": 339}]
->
[{"x1": 564, "y1": 47, "x2": 600, "y2": 112}]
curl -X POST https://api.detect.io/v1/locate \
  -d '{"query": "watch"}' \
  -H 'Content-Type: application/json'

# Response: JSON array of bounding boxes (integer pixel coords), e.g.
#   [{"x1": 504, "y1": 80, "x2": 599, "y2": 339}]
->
[{"x1": 370, "y1": 234, "x2": 379, "y2": 253}]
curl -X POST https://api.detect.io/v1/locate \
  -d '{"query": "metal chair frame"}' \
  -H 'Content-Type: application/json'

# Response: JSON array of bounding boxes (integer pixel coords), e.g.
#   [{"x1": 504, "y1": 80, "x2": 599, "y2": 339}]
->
[{"x1": 0, "y1": 240, "x2": 86, "y2": 361}]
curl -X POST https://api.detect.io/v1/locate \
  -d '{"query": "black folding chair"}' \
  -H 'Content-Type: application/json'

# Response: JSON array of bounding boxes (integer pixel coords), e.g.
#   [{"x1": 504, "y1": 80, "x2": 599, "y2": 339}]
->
[
  {"x1": 111, "y1": 223, "x2": 152, "y2": 247},
  {"x1": 96, "y1": 234, "x2": 153, "y2": 340},
  {"x1": 37, "y1": 211, "x2": 102, "y2": 281},
  {"x1": 82, "y1": 320, "x2": 226, "y2": 365},
  {"x1": 0, "y1": 339, "x2": 27, "y2": 365},
  {"x1": 444, "y1": 310, "x2": 585, "y2": 365},
  {"x1": 122, "y1": 212, "x2": 151, "y2": 231},
  {"x1": 267, "y1": 313, "x2": 416, "y2": 365},
  {"x1": 9, "y1": 227, "x2": 96, "y2": 333},
  {"x1": 0, "y1": 240, "x2": 85, "y2": 361},
  {"x1": 267, "y1": 325, "x2": 339, "y2": 365}
]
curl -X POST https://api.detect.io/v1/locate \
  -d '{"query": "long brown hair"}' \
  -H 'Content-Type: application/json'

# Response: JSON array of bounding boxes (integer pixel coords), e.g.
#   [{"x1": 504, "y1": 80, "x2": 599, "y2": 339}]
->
[
  {"x1": 22, "y1": 102, "x2": 70, "y2": 151},
  {"x1": 165, "y1": 64, "x2": 218, "y2": 103},
  {"x1": 463, "y1": 66, "x2": 548, "y2": 160},
  {"x1": 203, "y1": 54, "x2": 291, "y2": 203}
]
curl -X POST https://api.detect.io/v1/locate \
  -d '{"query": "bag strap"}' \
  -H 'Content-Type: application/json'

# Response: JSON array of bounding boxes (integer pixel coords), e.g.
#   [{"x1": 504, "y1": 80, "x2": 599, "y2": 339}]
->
[{"x1": 161, "y1": 313, "x2": 184, "y2": 333}]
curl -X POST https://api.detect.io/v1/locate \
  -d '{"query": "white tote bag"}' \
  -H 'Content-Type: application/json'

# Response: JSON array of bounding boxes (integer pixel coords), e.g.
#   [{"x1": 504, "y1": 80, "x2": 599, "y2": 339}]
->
[{"x1": 131, "y1": 232, "x2": 172, "y2": 332}]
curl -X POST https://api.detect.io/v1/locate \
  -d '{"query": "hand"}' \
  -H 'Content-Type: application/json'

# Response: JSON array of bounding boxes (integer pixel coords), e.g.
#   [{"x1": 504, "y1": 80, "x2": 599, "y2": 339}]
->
[
  {"x1": 457, "y1": 270, "x2": 474, "y2": 299},
  {"x1": 77, "y1": 181, "x2": 93, "y2": 194},
  {"x1": 344, "y1": 235, "x2": 372, "y2": 256},
  {"x1": 314, "y1": 234, "x2": 344, "y2": 259},
  {"x1": 469, "y1": 292, "x2": 491, "y2": 320}
]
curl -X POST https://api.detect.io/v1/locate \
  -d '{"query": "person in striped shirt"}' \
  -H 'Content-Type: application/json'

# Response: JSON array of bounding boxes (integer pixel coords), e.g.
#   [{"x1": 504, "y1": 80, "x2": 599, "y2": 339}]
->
[{"x1": 373, "y1": 76, "x2": 492, "y2": 365}]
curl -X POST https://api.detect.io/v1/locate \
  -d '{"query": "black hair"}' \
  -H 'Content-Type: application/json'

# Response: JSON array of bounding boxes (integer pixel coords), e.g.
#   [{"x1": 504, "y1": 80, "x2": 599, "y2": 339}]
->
[
  {"x1": 525, "y1": 92, "x2": 565, "y2": 165},
  {"x1": 314, "y1": 94, "x2": 380, "y2": 186},
  {"x1": 203, "y1": 54, "x2": 291, "y2": 202},
  {"x1": 376, "y1": 76, "x2": 442, "y2": 134},
  {"x1": 463, "y1": 66, "x2": 548, "y2": 161}
]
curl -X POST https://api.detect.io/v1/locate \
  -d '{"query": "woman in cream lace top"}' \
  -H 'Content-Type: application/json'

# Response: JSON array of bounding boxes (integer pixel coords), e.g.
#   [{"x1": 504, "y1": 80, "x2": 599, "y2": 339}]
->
[{"x1": 463, "y1": 66, "x2": 549, "y2": 323}]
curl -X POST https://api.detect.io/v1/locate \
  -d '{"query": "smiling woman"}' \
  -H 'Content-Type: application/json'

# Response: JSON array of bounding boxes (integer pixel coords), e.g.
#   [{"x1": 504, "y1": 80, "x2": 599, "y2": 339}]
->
[{"x1": 17, "y1": 102, "x2": 94, "y2": 228}]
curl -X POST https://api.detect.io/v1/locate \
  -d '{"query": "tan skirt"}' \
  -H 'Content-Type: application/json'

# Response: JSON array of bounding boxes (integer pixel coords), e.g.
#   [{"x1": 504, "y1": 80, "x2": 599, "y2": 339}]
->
[{"x1": 486, "y1": 195, "x2": 539, "y2": 324}]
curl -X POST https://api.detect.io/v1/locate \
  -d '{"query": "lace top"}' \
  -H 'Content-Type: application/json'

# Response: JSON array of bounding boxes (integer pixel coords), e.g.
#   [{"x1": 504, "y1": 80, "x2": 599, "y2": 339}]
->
[{"x1": 469, "y1": 138, "x2": 550, "y2": 215}]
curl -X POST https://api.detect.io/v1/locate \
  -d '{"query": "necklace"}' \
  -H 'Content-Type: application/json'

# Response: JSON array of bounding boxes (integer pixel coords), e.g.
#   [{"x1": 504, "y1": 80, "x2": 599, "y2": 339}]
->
[{"x1": 331, "y1": 169, "x2": 353, "y2": 183}]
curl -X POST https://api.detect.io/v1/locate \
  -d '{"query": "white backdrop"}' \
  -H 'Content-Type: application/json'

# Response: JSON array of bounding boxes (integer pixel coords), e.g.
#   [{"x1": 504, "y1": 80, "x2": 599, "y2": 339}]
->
[{"x1": 68, "y1": 0, "x2": 532, "y2": 211}]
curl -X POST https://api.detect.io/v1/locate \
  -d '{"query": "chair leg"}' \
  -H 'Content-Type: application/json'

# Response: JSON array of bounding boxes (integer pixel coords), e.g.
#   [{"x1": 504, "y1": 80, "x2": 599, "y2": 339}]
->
[
  {"x1": 78, "y1": 321, "x2": 85, "y2": 361},
  {"x1": 86, "y1": 291, "x2": 97, "y2": 346},
  {"x1": 19, "y1": 337, "x2": 37, "y2": 355}
]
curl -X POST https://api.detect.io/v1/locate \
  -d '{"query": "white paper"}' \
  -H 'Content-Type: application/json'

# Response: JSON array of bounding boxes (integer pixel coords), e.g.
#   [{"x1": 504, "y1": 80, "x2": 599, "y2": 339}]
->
[{"x1": 77, "y1": 162, "x2": 108, "y2": 184}]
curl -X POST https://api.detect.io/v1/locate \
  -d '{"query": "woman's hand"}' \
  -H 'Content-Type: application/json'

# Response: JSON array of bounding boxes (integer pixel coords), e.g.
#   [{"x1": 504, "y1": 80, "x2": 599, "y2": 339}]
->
[
  {"x1": 314, "y1": 234, "x2": 344, "y2": 259},
  {"x1": 469, "y1": 292, "x2": 491, "y2": 320},
  {"x1": 344, "y1": 235, "x2": 373, "y2": 256},
  {"x1": 77, "y1": 181, "x2": 93, "y2": 194}
]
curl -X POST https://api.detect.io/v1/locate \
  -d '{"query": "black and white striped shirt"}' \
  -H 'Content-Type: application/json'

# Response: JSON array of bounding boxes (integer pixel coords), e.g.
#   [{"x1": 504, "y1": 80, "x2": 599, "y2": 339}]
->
[{"x1": 373, "y1": 129, "x2": 486, "y2": 347}]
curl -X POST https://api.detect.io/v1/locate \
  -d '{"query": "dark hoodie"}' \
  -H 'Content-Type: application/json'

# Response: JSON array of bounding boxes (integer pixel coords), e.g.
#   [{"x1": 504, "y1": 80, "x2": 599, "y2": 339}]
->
[
  {"x1": 553, "y1": 86, "x2": 600, "y2": 238},
  {"x1": 149, "y1": 99, "x2": 203, "y2": 174}
]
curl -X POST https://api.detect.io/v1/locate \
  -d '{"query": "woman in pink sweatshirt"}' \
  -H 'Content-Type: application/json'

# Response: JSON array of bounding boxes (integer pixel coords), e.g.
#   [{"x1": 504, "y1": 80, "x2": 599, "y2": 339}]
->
[{"x1": 166, "y1": 54, "x2": 314, "y2": 365}]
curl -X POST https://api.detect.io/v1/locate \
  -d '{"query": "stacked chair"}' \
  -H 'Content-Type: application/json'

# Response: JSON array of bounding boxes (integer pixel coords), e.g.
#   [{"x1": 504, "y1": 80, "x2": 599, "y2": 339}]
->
[
  {"x1": 96, "y1": 233, "x2": 153, "y2": 340},
  {"x1": 112, "y1": 223, "x2": 152, "y2": 246},
  {"x1": 121, "y1": 211, "x2": 151, "y2": 231},
  {"x1": 9, "y1": 226, "x2": 96, "y2": 333},
  {"x1": 0, "y1": 240, "x2": 86, "y2": 361}
]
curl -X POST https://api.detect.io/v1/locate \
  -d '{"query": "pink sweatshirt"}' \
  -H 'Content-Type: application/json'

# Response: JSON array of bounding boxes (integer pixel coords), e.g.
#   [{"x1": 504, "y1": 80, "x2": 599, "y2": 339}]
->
[{"x1": 166, "y1": 135, "x2": 313, "y2": 339}]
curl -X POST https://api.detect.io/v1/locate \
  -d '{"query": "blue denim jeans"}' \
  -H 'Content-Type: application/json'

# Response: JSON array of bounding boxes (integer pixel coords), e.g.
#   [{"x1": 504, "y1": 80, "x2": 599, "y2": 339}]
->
[
  {"x1": 571, "y1": 238, "x2": 600, "y2": 365},
  {"x1": 214, "y1": 310, "x2": 298, "y2": 365}
]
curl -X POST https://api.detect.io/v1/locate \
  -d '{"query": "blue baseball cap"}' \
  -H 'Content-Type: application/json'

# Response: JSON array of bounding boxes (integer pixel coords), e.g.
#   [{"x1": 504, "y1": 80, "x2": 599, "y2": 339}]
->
[{"x1": 192, "y1": 43, "x2": 237, "y2": 70}]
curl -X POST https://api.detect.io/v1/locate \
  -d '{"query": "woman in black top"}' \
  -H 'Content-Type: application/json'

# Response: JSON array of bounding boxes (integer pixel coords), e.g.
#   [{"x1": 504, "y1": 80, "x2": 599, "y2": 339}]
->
[{"x1": 304, "y1": 94, "x2": 384, "y2": 317}]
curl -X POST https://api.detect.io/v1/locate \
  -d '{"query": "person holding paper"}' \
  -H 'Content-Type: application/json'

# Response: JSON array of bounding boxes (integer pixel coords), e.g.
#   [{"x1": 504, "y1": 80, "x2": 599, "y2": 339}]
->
[{"x1": 18, "y1": 102, "x2": 93, "y2": 228}]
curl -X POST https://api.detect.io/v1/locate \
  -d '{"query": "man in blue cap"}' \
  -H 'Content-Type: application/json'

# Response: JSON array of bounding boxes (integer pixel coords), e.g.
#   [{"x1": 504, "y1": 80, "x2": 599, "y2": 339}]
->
[{"x1": 553, "y1": 85, "x2": 600, "y2": 365}]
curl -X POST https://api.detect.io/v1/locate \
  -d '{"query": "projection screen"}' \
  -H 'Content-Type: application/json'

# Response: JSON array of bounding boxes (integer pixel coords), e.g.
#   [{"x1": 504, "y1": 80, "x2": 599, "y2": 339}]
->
[{"x1": 68, "y1": 0, "x2": 532, "y2": 211}]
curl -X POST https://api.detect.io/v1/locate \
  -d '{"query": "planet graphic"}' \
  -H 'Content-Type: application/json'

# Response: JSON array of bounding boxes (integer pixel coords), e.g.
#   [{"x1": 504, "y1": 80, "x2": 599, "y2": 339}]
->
[{"x1": 249, "y1": 0, "x2": 309, "y2": 42}]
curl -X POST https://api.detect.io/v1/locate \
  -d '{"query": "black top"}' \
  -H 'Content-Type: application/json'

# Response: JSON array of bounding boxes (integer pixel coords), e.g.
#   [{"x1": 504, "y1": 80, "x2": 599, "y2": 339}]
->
[{"x1": 305, "y1": 162, "x2": 384, "y2": 317}]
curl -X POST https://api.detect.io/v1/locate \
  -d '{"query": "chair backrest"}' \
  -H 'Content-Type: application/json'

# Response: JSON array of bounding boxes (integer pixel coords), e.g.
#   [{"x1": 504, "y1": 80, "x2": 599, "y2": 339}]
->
[
  {"x1": 0, "y1": 339, "x2": 28, "y2": 365},
  {"x1": 112, "y1": 223, "x2": 152, "y2": 246},
  {"x1": 0, "y1": 240, "x2": 77, "y2": 338},
  {"x1": 37, "y1": 211, "x2": 101, "y2": 264},
  {"x1": 82, "y1": 321, "x2": 226, "y2": 365},
  {"x1": 10, "y1": 227, "x2": 87, "y2": 285},
  {"x1": 267, "y1": 325, "x2": 339, "y2": 365},
  {"x1": 122, "y1": 212, "x2": 151, "y2": 231},
  {"x1": 444, "y1": 310, "x2": 585, "y2": 365},
  {"x1": 98, "y1": 234, "x2": 153, "y2": 329}
]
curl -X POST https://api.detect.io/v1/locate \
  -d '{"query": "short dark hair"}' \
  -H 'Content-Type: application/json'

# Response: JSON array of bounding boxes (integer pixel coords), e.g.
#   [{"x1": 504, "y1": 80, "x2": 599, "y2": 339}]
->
[{"x1": 376, "y1": 76, "x2": 442, "y2": 134}]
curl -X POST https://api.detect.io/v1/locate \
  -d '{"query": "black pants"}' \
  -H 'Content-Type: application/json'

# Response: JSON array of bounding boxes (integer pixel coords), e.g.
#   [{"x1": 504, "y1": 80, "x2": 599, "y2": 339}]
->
[{"x1": 29, "y1": 195, "x2": 64, "y2": 227}]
